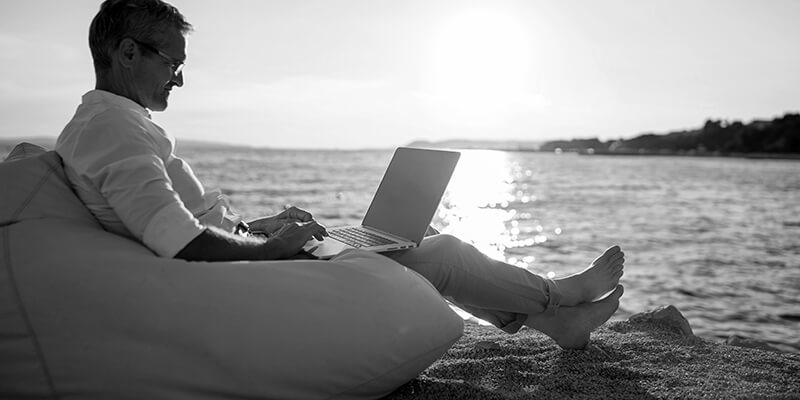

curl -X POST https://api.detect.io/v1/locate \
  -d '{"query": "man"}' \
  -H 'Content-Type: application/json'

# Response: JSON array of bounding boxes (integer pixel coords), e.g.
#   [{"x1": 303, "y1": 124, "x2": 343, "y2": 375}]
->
[
  {"x1": 57, "y1": 0, "x2": 326, "y2": 262},
  {"x1": 57, "y1": 0, "x2": 625, "y2": 349}
]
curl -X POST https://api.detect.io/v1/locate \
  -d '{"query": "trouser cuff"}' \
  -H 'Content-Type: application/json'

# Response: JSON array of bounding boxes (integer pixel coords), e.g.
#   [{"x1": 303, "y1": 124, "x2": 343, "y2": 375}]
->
[{"x1": 545, "y1": 278, "x2": 561, "y2": 314}]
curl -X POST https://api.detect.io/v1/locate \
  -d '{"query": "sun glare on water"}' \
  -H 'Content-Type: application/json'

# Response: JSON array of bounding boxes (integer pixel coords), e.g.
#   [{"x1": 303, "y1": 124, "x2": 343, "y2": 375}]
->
[
  {"x1": 437, "y1": 150, "x2": 522, "y2": 325},
  {"x1": 425, "y1": 7, "x2": 538, "y2": 124},
  {"x1": 437, "y1": 150, "x2": 515, "y2": 261}
]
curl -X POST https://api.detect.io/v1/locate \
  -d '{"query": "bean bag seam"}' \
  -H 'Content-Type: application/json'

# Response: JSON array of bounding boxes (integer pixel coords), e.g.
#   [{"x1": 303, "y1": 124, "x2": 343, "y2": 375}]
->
[
  {"x1": 2, "y1": 222, "x2": 60, "y2": 398},
  {"x1": 8, "y1": 158, "x2": 58, "y2": 225}
]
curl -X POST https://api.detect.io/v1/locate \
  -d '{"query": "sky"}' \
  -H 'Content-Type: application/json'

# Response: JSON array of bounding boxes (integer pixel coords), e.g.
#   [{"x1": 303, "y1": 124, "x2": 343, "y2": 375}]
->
[{"x1": 1, "y1": 0, "x2": 799, "y2": 149}]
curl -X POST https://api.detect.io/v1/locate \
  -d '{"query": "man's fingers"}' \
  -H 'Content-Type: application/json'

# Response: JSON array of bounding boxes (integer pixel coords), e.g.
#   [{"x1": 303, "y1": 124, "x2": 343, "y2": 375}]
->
[
  {"x1": 302, "y1": 220, "x2": 328, "y2": 241},
  {"x1": 288, "y1": 206, "x2": 313, "y2": 222},
  {"x1": 302, "y1": 220, "x2": 323, "y2": 232}
]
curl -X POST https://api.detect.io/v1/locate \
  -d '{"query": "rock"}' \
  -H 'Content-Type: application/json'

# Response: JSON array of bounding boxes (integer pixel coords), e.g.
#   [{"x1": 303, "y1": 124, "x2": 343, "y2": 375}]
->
[
  {"x1": 628, "y1": 305, "x2": 694, "y2": 336},
  {"x1": 725, "y1": 335, "x2": 782, "y2": 353}
]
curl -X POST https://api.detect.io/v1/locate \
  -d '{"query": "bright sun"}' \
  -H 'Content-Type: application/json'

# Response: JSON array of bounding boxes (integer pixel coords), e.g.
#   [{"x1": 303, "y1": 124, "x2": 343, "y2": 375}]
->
[{"x1": 426, "y1": 7, "x2": 535, "y2": 124}]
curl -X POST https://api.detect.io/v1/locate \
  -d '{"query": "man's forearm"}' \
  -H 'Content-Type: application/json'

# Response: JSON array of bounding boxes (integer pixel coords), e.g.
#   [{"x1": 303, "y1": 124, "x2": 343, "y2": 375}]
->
[{"x1": 174, "y1": 226, "x2": 287, "y2": 261}]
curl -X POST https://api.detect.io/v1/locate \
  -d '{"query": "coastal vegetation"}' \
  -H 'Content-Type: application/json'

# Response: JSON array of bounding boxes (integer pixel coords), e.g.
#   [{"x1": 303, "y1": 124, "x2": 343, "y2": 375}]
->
[{"x1": 539, "y1": 113, "x2": 800, "y2": 157}]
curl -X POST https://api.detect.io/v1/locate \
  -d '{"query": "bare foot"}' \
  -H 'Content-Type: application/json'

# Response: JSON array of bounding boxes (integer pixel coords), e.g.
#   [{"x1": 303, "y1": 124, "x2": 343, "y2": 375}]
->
[
  {"x1": 525, "y1": 285, "x2": 624, "y2": 349},
  {"x1": 553, "y1": 245, "x2": 625, "y2": 306}
]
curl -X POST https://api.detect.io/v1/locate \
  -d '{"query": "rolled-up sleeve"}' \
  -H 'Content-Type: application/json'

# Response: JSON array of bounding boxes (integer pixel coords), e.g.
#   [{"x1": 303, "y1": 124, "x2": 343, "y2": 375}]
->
[
  {"x1": 141, "y1": 198, "x2": 205, "y2": 257},
  {"x1": 68, "y1": 110, "x2": 204, "y2": 257}
]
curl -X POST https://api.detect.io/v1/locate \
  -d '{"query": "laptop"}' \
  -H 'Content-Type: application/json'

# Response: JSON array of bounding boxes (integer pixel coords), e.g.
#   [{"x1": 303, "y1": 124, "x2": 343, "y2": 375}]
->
[{"x1": 303, "y1": 147, "x2": 460, "y2": 259}]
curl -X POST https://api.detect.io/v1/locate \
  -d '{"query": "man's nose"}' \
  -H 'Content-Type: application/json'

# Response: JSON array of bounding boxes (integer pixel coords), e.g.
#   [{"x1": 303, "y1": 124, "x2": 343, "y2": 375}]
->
[{"x1": 171, "y1": 70, "x2": 184, "y2": 87}]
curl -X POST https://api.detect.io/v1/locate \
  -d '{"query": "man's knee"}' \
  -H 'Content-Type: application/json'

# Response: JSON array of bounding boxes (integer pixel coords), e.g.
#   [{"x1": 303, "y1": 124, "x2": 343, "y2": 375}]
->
[
  {"x1": 424, "y1": 233, "x2": 466, "y2": 253},
  {"x1": 396, "y1": 234, "x2": 474, "y2": 269}
]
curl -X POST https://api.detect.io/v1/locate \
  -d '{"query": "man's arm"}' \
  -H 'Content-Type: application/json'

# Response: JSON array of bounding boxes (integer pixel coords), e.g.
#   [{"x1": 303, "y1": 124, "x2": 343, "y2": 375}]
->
[
  {"x1": 174, "y1": 227, "x2": 275, "y2": 261},
  {"x1": 175, "y1": 220, "x2": 327, "y2": 261}
]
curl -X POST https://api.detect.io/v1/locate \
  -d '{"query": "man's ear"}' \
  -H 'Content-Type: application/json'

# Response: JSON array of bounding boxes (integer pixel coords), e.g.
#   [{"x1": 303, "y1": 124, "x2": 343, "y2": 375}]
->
[{"x1": 116, "y1": 38, "x2": 138, "y2": 69}]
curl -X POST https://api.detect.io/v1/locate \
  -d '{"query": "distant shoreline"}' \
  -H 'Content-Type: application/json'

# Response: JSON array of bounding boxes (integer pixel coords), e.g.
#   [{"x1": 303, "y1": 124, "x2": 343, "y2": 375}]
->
[
  {"x1": 566, "y1": 149, "x2": 800, "y2": 161},
  {"x1": 406, "y1": 143, "x2": 800, "y2": 161},
  {"x1": 4, "y1": 140, "x2": 800, "y2": 162},
  {"x1": 537, "y1": 113, "x2": 800, "y2": 159}
]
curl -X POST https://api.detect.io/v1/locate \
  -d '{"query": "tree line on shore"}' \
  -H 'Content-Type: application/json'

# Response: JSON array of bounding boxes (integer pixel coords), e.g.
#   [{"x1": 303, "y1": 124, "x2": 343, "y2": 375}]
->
[{"x1": 539, "y1": 113, "x2": 800, "y2": 156}]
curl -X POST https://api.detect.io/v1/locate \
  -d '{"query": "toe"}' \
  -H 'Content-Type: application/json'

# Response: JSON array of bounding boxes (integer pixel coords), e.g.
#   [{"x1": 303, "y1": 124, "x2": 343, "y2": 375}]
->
[
  {"x1": 612, "y1": 269, "x2": 623, "y2": 281},
  {"x1": 595, "y1": 246, "x2": 619, "y2": 264},
  {"x1": 604, "y1": 284, "x2": 624, "y2": 300}
]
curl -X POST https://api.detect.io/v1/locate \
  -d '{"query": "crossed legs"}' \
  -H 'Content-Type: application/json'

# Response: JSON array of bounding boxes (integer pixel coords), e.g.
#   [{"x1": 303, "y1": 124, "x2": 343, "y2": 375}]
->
[{"x1": 385, "y1": 234, "x2": 625, "y2": 349}]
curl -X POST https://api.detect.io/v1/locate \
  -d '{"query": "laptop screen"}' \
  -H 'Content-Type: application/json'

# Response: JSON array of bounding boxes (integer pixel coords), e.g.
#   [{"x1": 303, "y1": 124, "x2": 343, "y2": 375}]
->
[{"x1": 362, "y1": 147, "x2": 460, "y2": 244}]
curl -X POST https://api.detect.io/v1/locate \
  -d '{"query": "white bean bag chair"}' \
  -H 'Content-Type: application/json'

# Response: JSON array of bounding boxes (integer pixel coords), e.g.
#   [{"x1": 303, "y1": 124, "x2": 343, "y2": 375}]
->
[{"x1": 0, "y1": 143, "x2": 463, "y2": 399}]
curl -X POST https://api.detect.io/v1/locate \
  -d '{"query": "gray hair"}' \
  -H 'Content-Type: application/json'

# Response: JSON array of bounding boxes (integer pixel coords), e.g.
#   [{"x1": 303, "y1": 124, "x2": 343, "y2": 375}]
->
[{"x1": 89, "y1": 0, "x2": 193, "y2": 72}]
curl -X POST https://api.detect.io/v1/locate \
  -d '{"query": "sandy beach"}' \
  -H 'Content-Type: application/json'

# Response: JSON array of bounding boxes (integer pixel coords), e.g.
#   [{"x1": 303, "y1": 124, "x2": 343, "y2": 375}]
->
[{"x1": 383, "y1": 306, "x2": 800, "y2": 399}]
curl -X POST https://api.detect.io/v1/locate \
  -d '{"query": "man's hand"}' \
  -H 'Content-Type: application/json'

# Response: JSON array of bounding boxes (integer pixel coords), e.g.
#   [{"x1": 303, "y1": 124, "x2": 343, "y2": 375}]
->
[
  {"x1": 264, "y1": 220, "x2": 328, "y2": 259},
  {"x1": 247, "y1": 206, "x2": 320, "y2": 236}
]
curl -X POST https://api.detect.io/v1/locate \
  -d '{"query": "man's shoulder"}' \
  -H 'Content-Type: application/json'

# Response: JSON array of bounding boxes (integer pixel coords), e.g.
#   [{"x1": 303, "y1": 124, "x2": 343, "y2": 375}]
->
[
  {"x1": 58, "y1": 102, "x2": 170, "y2": 158},
  {"x1": 80, "y1": 90, "x2": 151, "y2": 119}
]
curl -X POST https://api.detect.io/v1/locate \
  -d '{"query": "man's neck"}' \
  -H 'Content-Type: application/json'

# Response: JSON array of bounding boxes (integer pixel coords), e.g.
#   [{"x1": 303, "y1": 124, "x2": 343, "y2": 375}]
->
[{"x1": 95, "y1": 71, "x2": 144, "y2": 109}]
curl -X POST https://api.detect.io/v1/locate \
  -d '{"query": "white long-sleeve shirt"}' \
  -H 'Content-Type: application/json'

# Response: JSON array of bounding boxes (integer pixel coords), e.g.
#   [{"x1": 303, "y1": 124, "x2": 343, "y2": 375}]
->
[{"x1": 56, "y1": 90, "x2": 241, "y2": 257}]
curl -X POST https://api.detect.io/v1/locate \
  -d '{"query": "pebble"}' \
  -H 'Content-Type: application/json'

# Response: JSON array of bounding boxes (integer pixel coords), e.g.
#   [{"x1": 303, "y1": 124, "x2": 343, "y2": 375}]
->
[{"x1": 475, "y1": 340, "x2": 501, "y2": 350}]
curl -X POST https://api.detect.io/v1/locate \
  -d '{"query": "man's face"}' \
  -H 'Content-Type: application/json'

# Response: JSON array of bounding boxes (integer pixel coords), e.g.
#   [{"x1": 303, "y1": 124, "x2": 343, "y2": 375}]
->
[{"x1": 132, "y1": 28, "x2": 186, "y2": 112}]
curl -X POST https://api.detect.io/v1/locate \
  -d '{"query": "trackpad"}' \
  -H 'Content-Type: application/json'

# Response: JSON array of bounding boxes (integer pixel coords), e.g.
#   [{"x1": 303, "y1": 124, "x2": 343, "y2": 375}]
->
[{"x1": 303, "y1": 238, "x2": 351, "y2": 260}]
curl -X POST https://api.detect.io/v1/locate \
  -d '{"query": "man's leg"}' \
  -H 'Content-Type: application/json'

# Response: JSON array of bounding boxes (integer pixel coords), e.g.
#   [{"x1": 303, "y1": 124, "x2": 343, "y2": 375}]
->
[
  {"x1": 385, "y1": 234, "x2": 558, "y2": 333},
  {"x1": 385, "y1": 234, "x2": 624, "y2": 336}
]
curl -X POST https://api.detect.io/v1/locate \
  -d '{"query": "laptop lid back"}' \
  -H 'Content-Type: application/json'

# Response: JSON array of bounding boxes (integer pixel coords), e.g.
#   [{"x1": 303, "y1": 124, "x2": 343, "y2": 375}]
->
[{"x1": 362, "y1": 147, "x2": 460, "y2": 244}]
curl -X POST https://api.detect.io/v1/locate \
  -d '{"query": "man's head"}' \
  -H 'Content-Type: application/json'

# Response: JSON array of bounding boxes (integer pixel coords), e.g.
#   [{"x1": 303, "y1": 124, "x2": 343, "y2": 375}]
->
[{"x1": 89, "y1": 0, "x2": 193, "y2": 111}]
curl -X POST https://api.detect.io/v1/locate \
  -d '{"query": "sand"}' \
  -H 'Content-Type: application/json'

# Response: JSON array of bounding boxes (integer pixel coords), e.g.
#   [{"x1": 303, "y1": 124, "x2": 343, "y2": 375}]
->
[{"x1": 383, "y1": 306, "x2": 800, "y2": 399}]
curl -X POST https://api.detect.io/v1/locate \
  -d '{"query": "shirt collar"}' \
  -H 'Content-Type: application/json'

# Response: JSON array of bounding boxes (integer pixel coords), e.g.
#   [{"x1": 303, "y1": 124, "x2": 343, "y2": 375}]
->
[{"x1": 82, "y1": 90, "x2": 152, "y2": 119}]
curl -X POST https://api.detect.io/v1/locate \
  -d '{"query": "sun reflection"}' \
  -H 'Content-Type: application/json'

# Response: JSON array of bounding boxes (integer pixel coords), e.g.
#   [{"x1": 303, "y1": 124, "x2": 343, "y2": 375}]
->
[
  {"x1": 434, "y1": 149, "x2": 559, "y2": 274},
  {"x1": 437, "y1": 150, "x2": 515, "y2": 261}
]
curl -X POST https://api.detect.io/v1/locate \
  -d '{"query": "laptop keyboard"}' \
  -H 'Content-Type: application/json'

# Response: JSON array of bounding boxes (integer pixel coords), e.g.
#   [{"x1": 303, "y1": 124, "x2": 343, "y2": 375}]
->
[{"x1": 329, "y1": 226, "x2": 397, "y2": 248}]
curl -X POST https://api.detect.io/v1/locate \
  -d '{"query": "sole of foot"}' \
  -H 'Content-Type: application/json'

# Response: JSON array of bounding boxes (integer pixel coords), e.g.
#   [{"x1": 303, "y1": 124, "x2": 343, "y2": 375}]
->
[{"x1": 537, "y1": 284, "x2": 624, "y2": 350}]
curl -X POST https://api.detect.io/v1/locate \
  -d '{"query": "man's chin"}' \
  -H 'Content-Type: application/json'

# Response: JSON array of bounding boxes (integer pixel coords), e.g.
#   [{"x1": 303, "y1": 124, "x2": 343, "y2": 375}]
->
[{"x1": 150, "y1": 99, "x2": 169, "y2": 112}]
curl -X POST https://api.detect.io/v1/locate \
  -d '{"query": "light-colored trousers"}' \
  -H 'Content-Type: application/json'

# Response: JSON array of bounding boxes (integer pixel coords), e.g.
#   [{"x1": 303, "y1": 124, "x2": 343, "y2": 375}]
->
[{"x1": 385, "y1": 234, "x2": 561, "y2": 333}]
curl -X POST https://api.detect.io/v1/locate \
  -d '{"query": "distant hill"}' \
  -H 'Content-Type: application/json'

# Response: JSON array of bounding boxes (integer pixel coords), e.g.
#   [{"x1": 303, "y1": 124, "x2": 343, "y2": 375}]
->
[
  {"x1": 173, "y1": 139, "x2": 257, "y2": 151},
  {"x1": 539, "y1": 113, "x2": 800, "y2": 157}
]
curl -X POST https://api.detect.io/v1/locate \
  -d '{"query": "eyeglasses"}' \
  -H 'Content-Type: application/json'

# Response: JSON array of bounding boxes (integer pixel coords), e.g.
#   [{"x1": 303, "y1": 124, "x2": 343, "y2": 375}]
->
[{"x1": 132, "y1": 39, "x2": 185, "y2": 75}]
